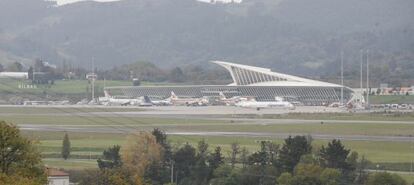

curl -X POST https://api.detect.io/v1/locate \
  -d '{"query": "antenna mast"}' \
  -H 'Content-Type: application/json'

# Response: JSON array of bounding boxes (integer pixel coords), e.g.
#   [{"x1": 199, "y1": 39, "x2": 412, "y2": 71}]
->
[
  {"x1": 92, "y1": 57, "x2": 95, "y2": 103},
  {"x1": 360, "y1": 50, "x2": 363, "y2": 92},
  {"x1": 340, "y1": 51, "x2": 344, "y2": 106}
]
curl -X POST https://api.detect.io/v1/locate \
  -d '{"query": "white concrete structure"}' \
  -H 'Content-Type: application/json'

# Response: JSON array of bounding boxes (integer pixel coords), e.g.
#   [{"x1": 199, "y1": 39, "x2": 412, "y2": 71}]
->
[
  {"x1": 47, "y1": 168, "x2": 70, "y2": 185},
  {"x1": 106, "y1": 61, "x2": 354, "y2": 106},
  {"x1": 212, "y1": 61, "x2": 343, "y2": 87},
  {"x1": 0, "y1": 72, "x2": 28, "y2": 79}
]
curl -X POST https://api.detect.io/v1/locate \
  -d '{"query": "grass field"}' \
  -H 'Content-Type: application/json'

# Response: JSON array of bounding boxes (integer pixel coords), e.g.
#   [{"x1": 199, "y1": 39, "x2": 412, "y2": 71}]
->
[
  {"x1": 0, "y1": 79, "x2": 187, "y2": 95},
  {"x1": 21, "y1": 131, "x2": 414, "y2": 164},
  {"x1": 400, "y1": 174, "x2": 414, "y2": 184},
  {"x1": 259, "y1": 112, "x2": 414, "y2": 121}
]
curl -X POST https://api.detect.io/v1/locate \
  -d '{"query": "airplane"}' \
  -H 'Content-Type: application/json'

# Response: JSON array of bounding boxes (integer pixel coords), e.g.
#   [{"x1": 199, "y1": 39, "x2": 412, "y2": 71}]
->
[
  {"x1": 218, "y1": 92, "x2": 250, "y2": 106},
  {"x1": 149, "y1": 97, "x2": 173, "y2": 106},
  {"x1": 169, "y1": 91, "x2": 209, "y2": 106},
  {"x1": 99, "y1": 90, "x2": 148, "y2": 106},
  {"x1": 235, "y1": 97, "x2": 295, "y2": 111}
]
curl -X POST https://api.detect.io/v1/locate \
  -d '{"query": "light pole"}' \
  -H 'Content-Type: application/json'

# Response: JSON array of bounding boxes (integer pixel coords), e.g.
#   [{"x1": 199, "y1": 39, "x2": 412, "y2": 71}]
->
[
  {"x1": 170, "y1": 160, "x2": 174, "y2": 183},
  {"x1": 340, "y1": 50, "x2": 344, "y2": 106}
]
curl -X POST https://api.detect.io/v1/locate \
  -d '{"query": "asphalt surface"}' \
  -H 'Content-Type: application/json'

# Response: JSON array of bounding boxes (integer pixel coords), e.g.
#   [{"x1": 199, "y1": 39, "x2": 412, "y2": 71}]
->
[
  {"x1": 18, "y1": 124, "x2": 414, "y2": 142},
  {"x1": 3, "y1": 105, "x2": 414, "y2": 142}
]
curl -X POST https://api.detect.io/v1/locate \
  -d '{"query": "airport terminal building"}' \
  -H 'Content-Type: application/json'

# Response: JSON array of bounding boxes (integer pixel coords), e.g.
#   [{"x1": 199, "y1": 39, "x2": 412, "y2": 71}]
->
[{"x1": 105, "y1": 61, "x2": 354, "y2": 106}]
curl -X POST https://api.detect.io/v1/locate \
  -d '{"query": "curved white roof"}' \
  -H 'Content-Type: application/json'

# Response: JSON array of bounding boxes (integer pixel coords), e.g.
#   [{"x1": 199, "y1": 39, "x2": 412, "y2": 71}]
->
[{"x1": 211, "y1": 60, "x2": 343, "y2": 88}]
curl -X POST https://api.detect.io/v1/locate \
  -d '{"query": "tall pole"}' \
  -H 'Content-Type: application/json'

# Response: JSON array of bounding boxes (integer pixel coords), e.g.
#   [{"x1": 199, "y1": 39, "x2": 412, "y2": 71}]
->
[
  {"x1": 341, "y1": 51, "x2": 344, "y2": 106},
  {"x1": 360, "y1": 50, "x2": 363, "y2": 93},
  {"x1": 33, "y1": 64, "x2": 36, "y2": 83},
  {"x1": 366, "y1": 50, "x2": 370, "y2": 109},
  {"x1": 91, "y1": 57, "x2": 95, "y2": 102},
  {"x1": 411, "y1": 139, "x2": 413, "y2": 175},
  {"x1": 170, "y1": 160, "x2": 174, "y2": 183}
]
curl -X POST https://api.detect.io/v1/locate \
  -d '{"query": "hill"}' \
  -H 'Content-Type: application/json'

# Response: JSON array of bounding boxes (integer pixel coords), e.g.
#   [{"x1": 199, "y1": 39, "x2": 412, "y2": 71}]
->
[{"x1": 0, "y1": 0, "x2": 413, "y2": 84}]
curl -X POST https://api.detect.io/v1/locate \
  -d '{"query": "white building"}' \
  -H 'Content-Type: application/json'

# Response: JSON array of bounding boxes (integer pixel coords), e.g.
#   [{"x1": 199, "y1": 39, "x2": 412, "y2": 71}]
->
[
  {"x1": 0, "y1": 72, "x2": 28, "y2": 79},
  {"x1": 106, "y1": 61, "x2": 355, "y2": 106},
  {"x1": 47, "y1": 168, "x2": 70, "y2": 185}
]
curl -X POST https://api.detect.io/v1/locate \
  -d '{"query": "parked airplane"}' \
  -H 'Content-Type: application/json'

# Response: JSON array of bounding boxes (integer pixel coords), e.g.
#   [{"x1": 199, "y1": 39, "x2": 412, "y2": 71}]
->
[
  {"x1": 99, "y1": 91, "x2": 150, "y2": 106},
  {"x1": 235, "y1": 97, "x2": 295, "y2": 110},
  {"x1": 218, "y1": 92, "x2": 250, "y2": 106},
  {"x1": 170, "y1": 91, "x2": 208, "y2": 106},
  {"x1": 149, "y1": 97, "x2": 173, "y2": 106}
]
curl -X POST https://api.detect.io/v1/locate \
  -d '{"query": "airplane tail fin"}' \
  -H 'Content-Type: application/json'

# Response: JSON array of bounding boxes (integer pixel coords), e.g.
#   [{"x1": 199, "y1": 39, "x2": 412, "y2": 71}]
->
[
  {"x1": 219, "y1": 92, "x2": 226, "y2": 100},
  {"x1": 275, "y1": 96, "x2": 283, "y2": 102},
  {"x1": 170, "y1": 91, "x2": 178, "y2": 99},
  {"x1": 143, "y1": 96, "x2": 152, "y2": 104},
  {"x1": 104, "y1": 90, "x2": 112, "y2": 98}
]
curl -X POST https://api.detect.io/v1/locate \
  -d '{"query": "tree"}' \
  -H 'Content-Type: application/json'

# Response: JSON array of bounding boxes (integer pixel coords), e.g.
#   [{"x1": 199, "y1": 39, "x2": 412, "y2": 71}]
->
[
  {"x1": 149, "y1": 128, "x2": 171, "y2": 184},
  {"x1": 320, "y1": 168, "x2": 341, "y2": 185},
  {"x1": 173, "y1": 143, "x2": 197, "y2": 184},
  {"x1": 290, "y1": 175, "x2": 323, "y2": 185},
  {"x1": 78, "y1": 169, "x2": 130, "y2": 185},
  {"x1": 0, "y1": 121, "x2": 46, "y2": 184},
  {"x1": 133, "y1": 78, "x2": 141, "y2": 86},
  {"x1": 191, "y1": 139, "x2": 210, "y2": 185},
  {"x1": 197, "y1": 139, "x2": 209, "y2": 160},
  {"x1": 97, "y1": 145, "x2": 122, "y2": 169},
  {"x1": 61, "y1": 132, "x2": 71, "y2": 160},
  {"x1": 355, "y1": 154, "x2": 371, "y2": 184},
  {"x1": 209, "y1": 165, "x2": 240, "y2": 185},
  {"x1": 34, "y1": 59, "x2": 45, "y2": 72},
  {"x1": 376, "y1": 88, "x2": 382, "y2": 95},
  {"x1": 365, "y1": 172, "x2": 407, "y2": 185},
  {"x1": 265, "y1": 142, "x2": 279, "y2": 163},
  {"x1": 168, "y1": 67, "x2": 186, "y2": 83},
  {"x1": 278, "y1": 136, "x2": 312, "y2": 173},
  {"x1": 28, "y1": 67, "x2": 34, "y2": 81},
  {"x1": 240, "y1": 147, "x2": 249, "y2": 169},
  {"x1": 294, "y1": 164, "x2": 323, "y2": 178},
  {"x1": 247, "y1": 142, "x2": 269, "y2": 166},
  {"x1": 230, "y1": 142, "x2": 240, "y2": 168},
  {"x1": 152, "y1": 128, "x2": 172, "y2": 161},
  {"x1": 277, "y1": 172, "x2": 293, "y2": 185},
  {"x1": 121, "y1": 132, "x2": 163, "y2": 183},
  {"x1": 208, "y1": 146, "x2": 224, "y2": 170},
  {"x1": 7, "y1": 62, "x2": 23, "y2": 72},
  {"x1": 299, "y1": 154, "x2": 319, "y2": 165},
  {"x1": 319, "y1": 139, "x2": 351, "y2": 171}
]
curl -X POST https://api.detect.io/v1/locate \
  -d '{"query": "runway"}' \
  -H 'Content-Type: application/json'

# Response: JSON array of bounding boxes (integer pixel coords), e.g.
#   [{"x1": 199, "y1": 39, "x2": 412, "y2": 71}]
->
[
  {"x1": 3, "y1": 105, "x2": 414, "y2": 143},
  {"x1": 19, "y1": 124, "x2": 414, "y2": 142}
]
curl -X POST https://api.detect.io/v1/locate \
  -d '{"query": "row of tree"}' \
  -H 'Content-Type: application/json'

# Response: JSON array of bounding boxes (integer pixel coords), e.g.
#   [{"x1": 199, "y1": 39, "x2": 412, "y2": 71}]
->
[
  {"x1": 0, "y1": 62, "x2": 24, "y2": 72},
  {"x1": 74, "y1": 129, "x2": 408, "y2": 185},
  {"x1": 99, "y1": 61, "x2": 231, "y2": 84},
  {"x1": 3, "y1": 59, "x2": 413, "y2": 87},
  {"x1": 1, "y1": 60, "x2": 232, "y2": 85}
]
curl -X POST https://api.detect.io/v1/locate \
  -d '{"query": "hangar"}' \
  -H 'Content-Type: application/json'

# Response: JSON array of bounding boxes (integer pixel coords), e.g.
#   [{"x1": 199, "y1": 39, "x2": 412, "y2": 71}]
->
[{"x1": 105, "y1": 61, "x2": 354, "y2": 105}]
